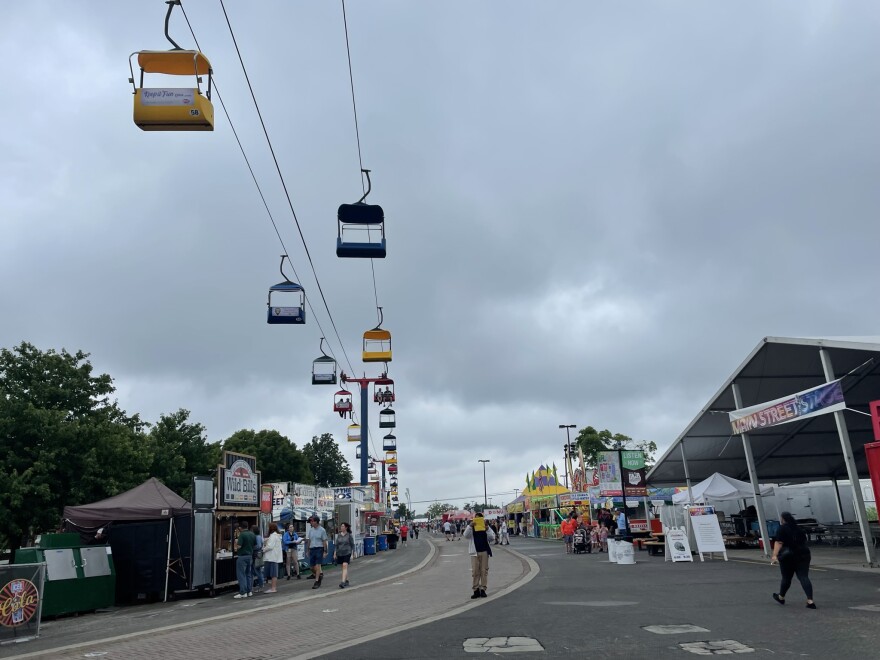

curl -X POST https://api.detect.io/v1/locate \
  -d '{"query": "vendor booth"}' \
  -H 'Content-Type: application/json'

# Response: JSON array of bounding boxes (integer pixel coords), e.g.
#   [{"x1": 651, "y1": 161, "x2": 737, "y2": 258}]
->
[
  {"x1": 522, "y1": 465, "x2": 570, "y2": 538},
  {"x1": 62, "y1": 478, "x2": 191, "y2": 604},
  {"x1": 212, "y1": 451, "x2": 262, "y2": 592}
]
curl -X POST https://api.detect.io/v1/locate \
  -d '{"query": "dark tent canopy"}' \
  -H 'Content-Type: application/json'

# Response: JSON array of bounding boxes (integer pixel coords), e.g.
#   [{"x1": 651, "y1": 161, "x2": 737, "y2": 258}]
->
[{"x1": 63, "y1": 477, "x2": 191, "y2": 527}]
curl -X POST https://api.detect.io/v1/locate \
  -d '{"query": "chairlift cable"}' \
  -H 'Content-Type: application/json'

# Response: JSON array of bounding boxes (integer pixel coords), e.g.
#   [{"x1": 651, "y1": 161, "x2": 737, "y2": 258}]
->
[
  {"x1": 179, "y1": 1, "x2": 358, "y2": 376},
  {"x1": 341, "y1": 0, "x2": 383, "y2": 316},
  {"x1": 217, "y1": 0, "x2": 359, "y2": 375}
]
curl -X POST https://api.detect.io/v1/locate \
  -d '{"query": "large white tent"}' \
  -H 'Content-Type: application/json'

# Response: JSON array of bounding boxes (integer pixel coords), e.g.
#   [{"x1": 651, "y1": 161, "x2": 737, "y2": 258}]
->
[{"x1": 672, "y1": 472, "x2": 774, "y2": 504}]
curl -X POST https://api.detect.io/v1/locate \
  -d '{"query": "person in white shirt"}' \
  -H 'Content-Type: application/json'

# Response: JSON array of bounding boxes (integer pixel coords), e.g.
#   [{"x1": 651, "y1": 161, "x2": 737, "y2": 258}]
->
[{"x1": 463, "y1": 513, "x2": 496, "y2": 599}]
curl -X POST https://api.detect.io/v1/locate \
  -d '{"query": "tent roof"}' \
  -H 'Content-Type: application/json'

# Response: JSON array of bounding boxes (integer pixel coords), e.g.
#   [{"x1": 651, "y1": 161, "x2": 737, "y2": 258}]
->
[
  {"x1": 63, "y1": 477, "x2": 190, "y2": 526},
  {"x1": 648, "y1": 336, "x2": 880, "y2": 486},
  {"x1": 671, "y1": 472, "x2": 773, "y2": 504}
]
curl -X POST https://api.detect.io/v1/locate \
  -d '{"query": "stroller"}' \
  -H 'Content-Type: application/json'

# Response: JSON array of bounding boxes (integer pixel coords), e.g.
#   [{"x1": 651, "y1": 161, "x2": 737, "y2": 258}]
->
[{"x1": 573, "y1": 527, "x2": 590, "y2": 554}]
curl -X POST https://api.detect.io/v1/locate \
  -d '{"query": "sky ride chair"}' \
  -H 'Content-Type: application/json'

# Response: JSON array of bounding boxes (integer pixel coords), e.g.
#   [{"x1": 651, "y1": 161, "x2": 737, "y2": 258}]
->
[
  {"x1": 382, "y1": 433, "x2": 397, "y2": 451},
  {"x1": 347, "y1": 424, "x2": 361, "y2": 443},
  {"x1": 337, "y1": 169, "x2": 386, "y2": 258},
  {"x1": 267, "y1": 255, "x2": 306, "y2": 324},
  {"x1": 312, "y1": 338, "x2": 337, "y2": 385},
  {"x1": 129, "y1": 1, "x2": 214, "y2": 131},
  {"x1": 334, "y1": 389, "x2": 353, "y2": 418},
  {"x1": 373, "y1": 377, "x2": 395, "y2": 404},
  {"x1": 363, "y1": 308, "x2": 392, "y2": 363},
  {"x1": 379, "y1": 409, "x2": 396, "y2": 429}
]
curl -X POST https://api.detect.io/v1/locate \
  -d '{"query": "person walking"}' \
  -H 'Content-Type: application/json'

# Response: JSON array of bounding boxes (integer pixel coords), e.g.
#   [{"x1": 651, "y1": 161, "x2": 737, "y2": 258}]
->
[
  {"x1": 400, "y1": 522, "x2": 409, "y2": 546},
  {"x1": 560, "y1": 515, "x2": 575, "y2": 554},
  {"x1": 283, "y1": 524, "x2": 301, "y2": 580},
  {"x1": 443, "y1": 519, "x2": 452, "y2": 541},
  {"x1": 262, "y1": 523, "x2": 283, "y2": 593},
  {"x1": 305, "y1": 515, "x2": 329, "y2": 589},
  {"x1": 234, "y1": 520, "x2": 256, "y2": 599},
  {"x1": 770, "y1": 512, "x2": 816, "y2": 609},
  {"x1": 500, "y1": 519, "x2": 510, "y2": 545},
  {"x1": 334, "y1": 522, "x2": 355, "y2": 588},
  {"x1": 464, "y1": 513, "x2": 495, "y2": 599},
  {"x1": 414, "y1": 524, "x2": 420, "y2": 540},
  {"x1": 251, "y1": 524, "x2": 265, "y2": 592}
]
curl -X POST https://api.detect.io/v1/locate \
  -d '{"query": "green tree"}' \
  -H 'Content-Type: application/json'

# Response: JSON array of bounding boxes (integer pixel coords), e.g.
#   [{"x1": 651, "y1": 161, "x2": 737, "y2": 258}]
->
[
  {"x1": 575, "y1": 426, "x2": 657, "y2": 469},
  {"x1": 302, "y1": 433, "x2": 353, "y2": 487},
  {"x1": 425, "y1": 502, "x2": 455, "y2": 519},
  {"x1": 221, "y1": 429, "x2": 312, "y2": 484},
  {"x1": 0, "y1": 343, "x2": 149, "y2": 551},
  {"x1": 395, "y1": 504, "x2": 415, "y2": 520},
  {"x1": 147, "y1": 409, "x2": 220, "y2": 498}
]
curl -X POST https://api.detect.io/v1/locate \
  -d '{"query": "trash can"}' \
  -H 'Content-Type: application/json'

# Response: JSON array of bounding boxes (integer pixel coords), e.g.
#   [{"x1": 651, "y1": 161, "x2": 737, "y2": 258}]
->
[
  {"x1": 607, "y1": 539, "x2": 619, "y2": 563},
  {"x1": 377, "y1": 534, "x2": 388, "y2": 551},
  {"x1": 14, "y1": 533, "x2": 115, "y2": 618},
  {"x1": 616, "y1": 540, "x2": 636, "y2": 565},
  {"x1": 363, "y1": 536, "x2": 376, "y2": 555},
  {"x1": 387, "y1": 533, "x2": 399, "y2": 550}
]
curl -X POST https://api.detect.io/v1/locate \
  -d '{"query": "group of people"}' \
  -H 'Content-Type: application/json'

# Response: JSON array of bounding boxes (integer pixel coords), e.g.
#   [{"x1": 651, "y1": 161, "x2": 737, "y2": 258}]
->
[
  {"x1": 234, "y1": 516, "x2": 356, "y2": 599},
  {"x1": 439, "y1": 517, "x2": 510, "y2": 545}
]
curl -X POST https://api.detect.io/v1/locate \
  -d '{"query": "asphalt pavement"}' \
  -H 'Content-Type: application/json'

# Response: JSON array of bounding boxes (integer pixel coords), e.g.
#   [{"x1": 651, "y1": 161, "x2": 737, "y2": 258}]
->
[{"x1": 320, "y1": 535, "x2": 880, "y2": 659}]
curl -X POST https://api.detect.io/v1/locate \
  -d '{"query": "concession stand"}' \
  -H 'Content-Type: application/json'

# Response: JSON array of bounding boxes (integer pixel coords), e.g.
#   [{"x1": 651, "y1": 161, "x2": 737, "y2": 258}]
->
[{"x1": 212, "y1": 451, "x2": 261, "y2": 591}]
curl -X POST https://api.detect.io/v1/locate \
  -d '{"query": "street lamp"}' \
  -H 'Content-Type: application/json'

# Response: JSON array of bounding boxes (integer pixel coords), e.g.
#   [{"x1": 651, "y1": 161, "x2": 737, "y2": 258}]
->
[
  {"x1": 478, "y1": 459, "x2": 490, "y2": 507},
  {"x1": 559, "y1": 425, "x2": 577, "y2": 488}
]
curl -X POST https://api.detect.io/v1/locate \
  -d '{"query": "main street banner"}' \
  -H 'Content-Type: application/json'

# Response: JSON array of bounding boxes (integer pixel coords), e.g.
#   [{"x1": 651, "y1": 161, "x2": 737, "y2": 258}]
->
[
  {"x1": 598, "y1": 451, "x2": 647, "y2": 497},
  {"x1": 729, "y1": 380, "x2": 845, "y2": 435}
]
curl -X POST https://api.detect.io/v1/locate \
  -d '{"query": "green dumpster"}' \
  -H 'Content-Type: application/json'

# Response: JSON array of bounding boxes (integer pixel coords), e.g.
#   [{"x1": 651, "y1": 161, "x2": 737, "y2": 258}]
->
[{"x1": 15, "y1": 533, "x2": 116, "y2": 618}]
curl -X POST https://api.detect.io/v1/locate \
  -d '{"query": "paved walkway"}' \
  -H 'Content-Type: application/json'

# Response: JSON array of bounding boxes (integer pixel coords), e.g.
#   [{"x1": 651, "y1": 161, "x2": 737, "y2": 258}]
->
[{"x1": 6, "y1": 535, "x2": 532, "y2": 660}]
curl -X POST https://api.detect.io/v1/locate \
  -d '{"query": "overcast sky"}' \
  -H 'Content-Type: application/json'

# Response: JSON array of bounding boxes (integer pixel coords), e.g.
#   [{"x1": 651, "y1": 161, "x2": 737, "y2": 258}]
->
[{"x1": 2, "y1": 1, "x2": 879, "y2": 512}]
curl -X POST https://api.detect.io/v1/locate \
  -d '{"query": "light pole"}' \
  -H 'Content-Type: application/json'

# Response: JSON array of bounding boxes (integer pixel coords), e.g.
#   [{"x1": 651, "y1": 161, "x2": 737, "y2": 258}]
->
[
  {"x1": 478, "y1": 459, "x2": 490, "y2": 507},
  {"x1": 559, "y1": 425, "x2": 577, "y2": 488}
]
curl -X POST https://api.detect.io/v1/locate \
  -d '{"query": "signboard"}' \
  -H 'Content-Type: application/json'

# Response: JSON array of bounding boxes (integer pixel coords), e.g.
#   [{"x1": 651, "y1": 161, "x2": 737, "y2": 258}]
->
[
  {"x1": 140, "y1": 88, "x2": 195, "y2": 106},
  {"x1": 333, "y1": 486, "x2": 365, "y2": 503},
  {"x1": 268, "y1": 482, "x2": 290, "y2": 520},
  {"x1": 260, "y1": 485, "x2": 273, "y2": 514},
  {"x1": 0, "y1": 563, "x2": 45, "y2": 644},
  {"x1": 729, "y1": 379, "x2": 845, "y2": 435},
  {"x1": 598, "y1": 452, "x2": 621, "y2": 496},
  {"x1": 292, "y1": 483, "x2": 316, "y2": 510},
  {"x1": 317, "y1": 487, "x2": 335, "y2": 515},
  {"x1": 598, "y1": 451, "x2": 646, "y2": 497},
  {"x1": 688, "y1": 506, "x2": 728, "y2": 561},
  {"x1": 871, "y1": 400, "x2": 880, "y2": 441},
  {"x1": 482, "y1": 508, "x2": 503, "y2": 518},
  {"x1": 217, "y1": 451, "x2": 260, "y2": 509},
  {"x1": 664, "y1": 527, "x2": 693, "y2": 563}
]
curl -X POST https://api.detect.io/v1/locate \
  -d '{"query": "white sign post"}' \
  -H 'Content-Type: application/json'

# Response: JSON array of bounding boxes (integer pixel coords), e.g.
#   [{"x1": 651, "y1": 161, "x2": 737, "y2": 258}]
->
[{"x1": 664, "y1": 526, "x2": 693, "y2": 563}]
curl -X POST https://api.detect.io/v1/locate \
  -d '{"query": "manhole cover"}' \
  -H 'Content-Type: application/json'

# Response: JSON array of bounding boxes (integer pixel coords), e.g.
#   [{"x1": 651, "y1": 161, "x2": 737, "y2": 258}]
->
[
  {"x1": 464, "y1": 637, "x2": 544, "y2": 653},
  {"x1": 644, "y1": 625, "x2": 710, "y2": 635},
  {"x1": 680, "y1": 640, "x2": 755, "y2": 655}
]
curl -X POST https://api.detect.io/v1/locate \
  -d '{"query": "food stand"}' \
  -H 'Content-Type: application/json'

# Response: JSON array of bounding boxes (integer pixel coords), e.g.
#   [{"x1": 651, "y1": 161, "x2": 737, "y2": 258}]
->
[{"x1": 212, "y1": 451, "x2": 261, "y2": 592}]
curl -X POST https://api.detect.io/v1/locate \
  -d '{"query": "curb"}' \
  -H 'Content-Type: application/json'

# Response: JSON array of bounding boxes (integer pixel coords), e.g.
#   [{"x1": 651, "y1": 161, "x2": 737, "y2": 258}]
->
[{"x1": 6, "y1": 541, "x2": 438, "y2": 660}]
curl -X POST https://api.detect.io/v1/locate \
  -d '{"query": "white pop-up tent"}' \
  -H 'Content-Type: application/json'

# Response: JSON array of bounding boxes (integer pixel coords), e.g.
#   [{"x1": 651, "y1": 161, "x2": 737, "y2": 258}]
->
[{"x1": 672, "y1": 472, "x2": 774, "y2": 505}]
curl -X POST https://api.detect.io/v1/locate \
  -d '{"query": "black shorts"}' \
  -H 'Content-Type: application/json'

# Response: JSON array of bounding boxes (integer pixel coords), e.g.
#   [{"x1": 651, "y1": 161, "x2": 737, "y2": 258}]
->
[{"x1": 336, "y1": 554, "x2": 351, "y2": 565}]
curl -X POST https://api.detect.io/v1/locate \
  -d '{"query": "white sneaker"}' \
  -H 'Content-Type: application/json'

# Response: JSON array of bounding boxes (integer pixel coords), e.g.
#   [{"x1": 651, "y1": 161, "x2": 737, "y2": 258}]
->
[
  {"x1": 234, "y1": 593, "x2": 247, "y2": 599},
  {"x1": 247, "y1": 592, "x2": 254, "y2": 597}
]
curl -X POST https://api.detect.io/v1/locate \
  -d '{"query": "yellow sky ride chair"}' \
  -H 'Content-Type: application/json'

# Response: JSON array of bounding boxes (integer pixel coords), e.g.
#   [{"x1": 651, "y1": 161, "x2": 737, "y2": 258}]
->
[{"x1": 128, "y1": 1, "x2": 214, "y2": 130}]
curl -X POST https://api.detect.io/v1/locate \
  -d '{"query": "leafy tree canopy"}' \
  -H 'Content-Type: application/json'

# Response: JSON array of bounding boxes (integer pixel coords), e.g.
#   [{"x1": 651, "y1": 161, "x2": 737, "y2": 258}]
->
[
  {"x1": 0, "y1": 342, "x2": 149, "y2": 551},
  {"x1": 302, "y1": 433, "x2": 352, "y2": 487},
  {"x1": 147, "y1": 409, "x2": 220, "y2": 498},
  {"x1": 425, "y1": 502, "x2": 455, "y2": 519},
  {"x1": 395, "y1": 504, "x2": 415, "y2": 520},
  {"x1": 221, "y1": 429, "x2": 312, "y2": 484},
  {"x1": 574, "y1": 425, "x2": 658, "y2": 469}
]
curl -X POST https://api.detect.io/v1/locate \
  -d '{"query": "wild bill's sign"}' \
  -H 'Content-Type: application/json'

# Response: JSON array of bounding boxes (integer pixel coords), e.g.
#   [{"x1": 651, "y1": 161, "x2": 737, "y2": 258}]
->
[
  {"x1": 729, "y1": 380, "x2": 845, "y2": 436},
  {"x1": 218, "y1": 451, "x2": 261, "y2": 509}
]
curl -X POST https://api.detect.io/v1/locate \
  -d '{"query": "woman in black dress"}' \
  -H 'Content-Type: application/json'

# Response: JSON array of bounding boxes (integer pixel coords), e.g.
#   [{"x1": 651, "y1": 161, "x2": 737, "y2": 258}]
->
[{"x1": 770, "y1": 512, "x2": 816, "y2": 609}]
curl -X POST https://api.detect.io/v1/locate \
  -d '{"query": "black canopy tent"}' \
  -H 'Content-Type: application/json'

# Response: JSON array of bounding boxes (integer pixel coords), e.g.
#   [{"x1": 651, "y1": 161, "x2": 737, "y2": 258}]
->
[
  {"x1": 63, "y1": 478, "x2": 193, "y2": 602},
  {"x1": 647, "y1": 336, "x2": 880, "y2": 565}
]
